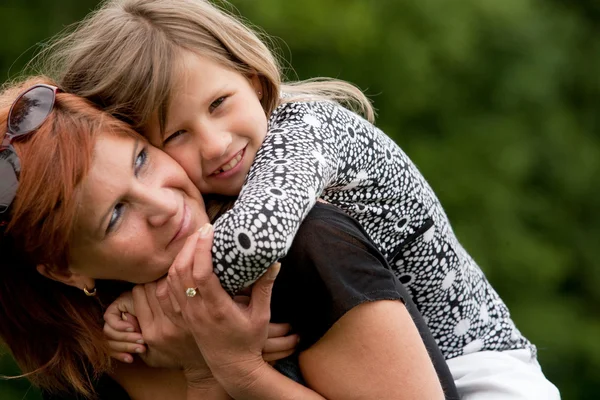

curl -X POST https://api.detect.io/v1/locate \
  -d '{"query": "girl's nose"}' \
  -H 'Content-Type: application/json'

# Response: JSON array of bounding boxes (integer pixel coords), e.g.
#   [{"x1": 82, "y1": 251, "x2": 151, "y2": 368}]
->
[{"x1": 198, "y1": 128, "x2": 232, "y2": 161}]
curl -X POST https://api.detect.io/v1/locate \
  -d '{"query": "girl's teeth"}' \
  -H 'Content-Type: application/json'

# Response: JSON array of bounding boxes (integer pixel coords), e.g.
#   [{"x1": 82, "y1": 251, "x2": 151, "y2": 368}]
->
[{"x1": 217, "y1": 153, "x2": 242, "y2": 174}]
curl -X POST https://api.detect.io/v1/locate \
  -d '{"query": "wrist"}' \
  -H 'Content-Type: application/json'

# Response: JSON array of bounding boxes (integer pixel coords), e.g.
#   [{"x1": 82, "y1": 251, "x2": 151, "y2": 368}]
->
[
  {"x1": 186, "y1": 383, "x2": 230, "y2": 400},
  {"x1": 184, "y1": 367, "x2": 216, "y2": 389},
  {"x1": 214, "y1": 359, "x2": 270, "y2": 398}
]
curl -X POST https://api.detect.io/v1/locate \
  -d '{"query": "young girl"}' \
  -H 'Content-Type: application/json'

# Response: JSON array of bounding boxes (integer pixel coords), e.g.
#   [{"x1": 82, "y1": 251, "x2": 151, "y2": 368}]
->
[{"x1": 43, "y1": 0, "x2": 559, "y2": 397}]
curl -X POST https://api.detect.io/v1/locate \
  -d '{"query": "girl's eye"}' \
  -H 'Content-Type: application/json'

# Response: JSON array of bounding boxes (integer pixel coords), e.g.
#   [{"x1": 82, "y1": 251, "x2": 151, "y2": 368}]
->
[
  {"x1": 164, "y1": 130, "x2": 186, "y2": 145},
  {"x1": 107, "y1": 203, "x2": 124, "y2": 233},
  {"x1": 134, "y1": 146, "x2": 148, "y2": 176},
  {"x1": 209, "y1": 96, "x2": 226, "y2": 113}
]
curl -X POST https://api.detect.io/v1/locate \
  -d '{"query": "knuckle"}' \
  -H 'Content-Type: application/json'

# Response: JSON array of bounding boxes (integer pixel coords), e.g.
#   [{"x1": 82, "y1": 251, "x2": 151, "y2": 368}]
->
[
  {"x1": 132, "y1": 285, "x2": 144, "y2": 297},
  {"x1": 207, "y1": 305, "x2": 227, "y2": 321},
  {"x1": 192, "y1": 271, "x2": 211, "y2": 287}
]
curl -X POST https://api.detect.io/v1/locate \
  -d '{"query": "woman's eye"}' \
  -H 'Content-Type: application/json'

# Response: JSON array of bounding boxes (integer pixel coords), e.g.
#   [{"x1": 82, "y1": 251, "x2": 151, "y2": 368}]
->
[
  {"x1": 134, "y1": 147, "x2": 148, "y2": 175},
  {"x1": 164, "y1": 130, "x2": 186, "y2": 145},
  {"x1": 209, "y1": 96, "x2": 226, "y2": 113},
  {"x1": 107, "y1": 203, "x2": 124, "y2": 233}
]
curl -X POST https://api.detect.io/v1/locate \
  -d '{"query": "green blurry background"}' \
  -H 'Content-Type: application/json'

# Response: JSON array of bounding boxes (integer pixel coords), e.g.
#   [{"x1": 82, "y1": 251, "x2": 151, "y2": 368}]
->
[{"x1": 1, "y1": 0, "x2": 598, "y2": 398}]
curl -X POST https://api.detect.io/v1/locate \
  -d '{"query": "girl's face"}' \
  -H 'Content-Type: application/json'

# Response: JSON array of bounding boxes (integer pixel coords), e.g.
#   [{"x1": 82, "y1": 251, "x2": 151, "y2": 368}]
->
[
  {"x1": 145, "y1": 52, "x2": 268, "y2": 196},
  {"x1": 68, "y1": 132, "x2": 208, "y2": 284}
]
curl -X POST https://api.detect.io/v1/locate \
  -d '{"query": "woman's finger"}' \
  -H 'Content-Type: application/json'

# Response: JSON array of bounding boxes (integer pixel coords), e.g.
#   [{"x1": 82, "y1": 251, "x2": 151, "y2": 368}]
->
[
  {"x1": 144, "y1": 281, "x2": 165, "y2": 319},
  {"x1": 168, "y1": 231, "x2": 202, "y2": 307},
  {"x1": 155, "y1": 277, "x2": 179, "y2": 321},
  {"x1": 132, "y1": 285, "x2": 153, "y2": 327},
  {"x1": 267, "y1": 322, "x2": 292, "y2": 338},
  {"x1": 263, "y1": 333, "x2": 300, "y2": 354},
  {"x1": 249, "y1": 263, "x2": 280, "y2": 318},
  {"x1": 191, "y1": 224, "x2": 230, "y2": 311}
]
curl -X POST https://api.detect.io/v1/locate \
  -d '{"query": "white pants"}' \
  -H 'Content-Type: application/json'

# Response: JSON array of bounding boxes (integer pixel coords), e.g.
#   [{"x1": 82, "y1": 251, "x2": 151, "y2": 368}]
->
[{"x1": 447, "y1": 350, "x2": 561, "y2": 400}]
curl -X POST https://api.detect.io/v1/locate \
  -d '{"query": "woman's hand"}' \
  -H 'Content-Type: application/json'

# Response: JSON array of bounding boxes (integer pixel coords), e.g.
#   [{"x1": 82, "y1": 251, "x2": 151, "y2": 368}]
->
[
  {"x1": 103, "y1": 230, "x2": 297, "y2": 370},
  {"x1": 167, "y1": 223, "x2": 281, "y2": 392}
]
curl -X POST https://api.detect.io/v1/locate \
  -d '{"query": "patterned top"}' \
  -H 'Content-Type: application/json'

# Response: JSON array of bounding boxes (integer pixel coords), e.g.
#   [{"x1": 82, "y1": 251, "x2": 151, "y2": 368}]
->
[{"x1": 212, "y1": 100, "x2": 535, "y2": 360}]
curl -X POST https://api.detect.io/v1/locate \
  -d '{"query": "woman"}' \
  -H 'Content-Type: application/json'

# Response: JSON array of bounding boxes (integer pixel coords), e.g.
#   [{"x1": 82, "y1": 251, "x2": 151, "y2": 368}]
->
[{"x1": 0, "y1": 77, "x2": 457, "y2": 399}]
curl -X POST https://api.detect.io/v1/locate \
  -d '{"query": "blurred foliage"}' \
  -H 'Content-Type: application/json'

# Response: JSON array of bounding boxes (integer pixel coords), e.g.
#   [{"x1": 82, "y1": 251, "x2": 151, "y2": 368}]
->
[{"x1": 1, "y1": 0, "x2": 599, "y2": 398}]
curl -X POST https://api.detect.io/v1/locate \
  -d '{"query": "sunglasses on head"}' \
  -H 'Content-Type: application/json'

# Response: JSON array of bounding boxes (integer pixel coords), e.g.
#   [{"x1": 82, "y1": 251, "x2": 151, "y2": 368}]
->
[{"x1": 0, "y1": 84, "x2": 59, "y2": 224}]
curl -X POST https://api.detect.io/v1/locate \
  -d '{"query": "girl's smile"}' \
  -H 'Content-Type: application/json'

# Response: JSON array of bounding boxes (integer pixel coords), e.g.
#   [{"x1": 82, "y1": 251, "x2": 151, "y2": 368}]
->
[{"x1": 145, "y1": 51, "x2": 268, "y2": 197}]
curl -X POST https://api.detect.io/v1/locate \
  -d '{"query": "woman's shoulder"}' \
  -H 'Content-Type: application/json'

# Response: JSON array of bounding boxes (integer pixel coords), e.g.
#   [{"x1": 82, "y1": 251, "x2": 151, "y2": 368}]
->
[{"x1": 290, "y1": 202, "x2": 380, "y2": 256}]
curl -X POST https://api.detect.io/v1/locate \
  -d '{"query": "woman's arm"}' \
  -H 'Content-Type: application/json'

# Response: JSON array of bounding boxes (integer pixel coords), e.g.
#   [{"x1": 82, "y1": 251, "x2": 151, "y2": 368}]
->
[
  {"x1": 272, "y1": 203, "x2": 459, "y2": 399},
  {"x1": 300, "y1": 299, "x2": 444, "y2": 399}
]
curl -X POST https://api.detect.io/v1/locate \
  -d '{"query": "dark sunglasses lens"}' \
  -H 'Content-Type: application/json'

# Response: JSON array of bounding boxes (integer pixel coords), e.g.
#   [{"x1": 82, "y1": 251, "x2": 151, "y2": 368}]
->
[
  {"x1": 8, "y1": 86, "x2": 55, "y2": 135},
  {"x1": 0, "y1": 149, "x2": 19, "y2": 214}
]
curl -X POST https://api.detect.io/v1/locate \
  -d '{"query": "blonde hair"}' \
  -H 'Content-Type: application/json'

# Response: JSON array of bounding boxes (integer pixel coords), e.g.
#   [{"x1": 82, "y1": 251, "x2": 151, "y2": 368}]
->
[{"x1": 39, "y1": 0, "x2": 374, "y2": 135}]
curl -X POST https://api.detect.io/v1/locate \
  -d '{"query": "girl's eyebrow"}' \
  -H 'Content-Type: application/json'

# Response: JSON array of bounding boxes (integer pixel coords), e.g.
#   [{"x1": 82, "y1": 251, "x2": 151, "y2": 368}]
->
[{"x1": 94, "y1": 139, "x2": 140, "y2": 237}]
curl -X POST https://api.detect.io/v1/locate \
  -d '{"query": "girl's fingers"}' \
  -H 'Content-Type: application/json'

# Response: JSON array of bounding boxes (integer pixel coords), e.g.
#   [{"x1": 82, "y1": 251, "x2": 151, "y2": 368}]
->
[
  {"x1": 107, "y1": 340, "x2": 146, "y2": 355},
  {"x1": 104, "y1": 293, "x2": 137, "y2": 333},
  {"x1": 262, "y1": 349, "x2": 296, "y2": 363},
  {"x1": 122, "y1": 312, "x2": 142, "y2": 333},
  {"x1": 233, "y1": 295, "x2": 251, "y2": 306},
  {"x1": 267, "y1": 322, "x2": 292, "y2": 338},
  {"x1": 103, "y1": 322, "x2": 145, "y2": 344},
  {"x1": 104, "y1": 309, "x2": 137, "y2": 333},
  {"x1": 110, "y1": 351, "x2": 134, "y2": 364},
  {"x1": 263, "y1": 333, "x2": 300, "y2": 354}
]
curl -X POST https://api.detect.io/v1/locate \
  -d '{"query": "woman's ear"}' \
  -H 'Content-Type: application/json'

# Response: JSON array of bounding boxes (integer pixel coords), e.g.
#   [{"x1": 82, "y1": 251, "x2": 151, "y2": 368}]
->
[{"x1": 36, "y1": 264, "x2": 96, "y2": 292}]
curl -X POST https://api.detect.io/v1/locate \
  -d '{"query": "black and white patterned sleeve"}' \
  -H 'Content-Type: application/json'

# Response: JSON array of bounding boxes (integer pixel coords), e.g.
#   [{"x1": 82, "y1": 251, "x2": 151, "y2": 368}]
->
[{"x1": 211, "y1": 101, "x2": 341, "y2": 294}]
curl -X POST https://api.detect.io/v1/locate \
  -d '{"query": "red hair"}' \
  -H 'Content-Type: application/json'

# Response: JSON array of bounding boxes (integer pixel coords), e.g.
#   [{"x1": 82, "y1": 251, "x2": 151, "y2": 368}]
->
[{"x1": 0, "y1": 77, "x2": 138, "y2": 398}]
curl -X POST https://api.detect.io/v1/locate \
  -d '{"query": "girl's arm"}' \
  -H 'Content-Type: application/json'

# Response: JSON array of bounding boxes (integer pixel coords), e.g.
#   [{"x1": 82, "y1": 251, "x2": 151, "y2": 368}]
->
[{"x1": 212, "y1": 101, "x2": 341, "y2": 294}]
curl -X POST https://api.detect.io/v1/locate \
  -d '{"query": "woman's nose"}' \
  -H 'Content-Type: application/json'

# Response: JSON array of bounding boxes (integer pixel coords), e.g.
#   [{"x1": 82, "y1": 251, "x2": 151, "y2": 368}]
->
[{"x1": 144, "y1": 189, "x2": 178, "y2": 227}]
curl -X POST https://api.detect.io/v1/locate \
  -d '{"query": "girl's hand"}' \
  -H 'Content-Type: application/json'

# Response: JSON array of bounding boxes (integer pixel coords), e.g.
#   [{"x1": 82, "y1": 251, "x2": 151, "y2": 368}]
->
[
  {"x1": 103, "y1": 292, "x2": 146, "y2": 363},
  {"x1": 168, "y1": 223, "x2": 281, "y2": 391},
  {"x1": 232, "y1": 294, "x2": 299, "y2": 362},
  {"x1": 263, "y1": 322, "x2": 299, "y2": 363}
]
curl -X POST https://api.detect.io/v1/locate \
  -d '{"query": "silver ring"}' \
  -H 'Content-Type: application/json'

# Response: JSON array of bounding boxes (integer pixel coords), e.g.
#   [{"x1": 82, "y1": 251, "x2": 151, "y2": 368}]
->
[{"x1": 185, "y1": 287, "x2": 198, "y2": 298}]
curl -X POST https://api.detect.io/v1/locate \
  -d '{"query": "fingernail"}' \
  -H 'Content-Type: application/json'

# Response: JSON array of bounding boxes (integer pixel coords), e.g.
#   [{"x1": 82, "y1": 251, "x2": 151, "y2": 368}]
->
[
  {"x1": 135, "y1": 347, "x2": 144, "y2": 353},
  {"x1": 123, "y1": 356, "x2": 133, "y2": 363},
  {"x1": 136, "y1": 339, "x2": 144, "y2": 344},
  {"x1": 126, "y1": 328, "x2": 134, "y2": 333},
  {"x1": 268, "y1": 263, "x2": 281, "y2": 279},
  {"x1": 198, "y1": 223, "x2": 213, "y2": 238},
  {"x1": 121, "y1": 312, "x2": 128, "y2": 321}
]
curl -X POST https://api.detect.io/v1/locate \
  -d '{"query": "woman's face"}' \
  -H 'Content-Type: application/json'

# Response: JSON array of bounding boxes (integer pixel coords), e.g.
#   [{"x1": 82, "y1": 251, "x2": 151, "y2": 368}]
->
[{"x1": 68, "y1": 132, "x2": 208, "y2": 284}]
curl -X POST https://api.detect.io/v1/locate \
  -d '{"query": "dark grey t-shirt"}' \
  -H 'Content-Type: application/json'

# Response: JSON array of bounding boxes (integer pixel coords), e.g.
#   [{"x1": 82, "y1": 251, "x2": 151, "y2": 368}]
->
[{"x1": 43, "y1": 203, "x2": 458, "y2": 399}]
